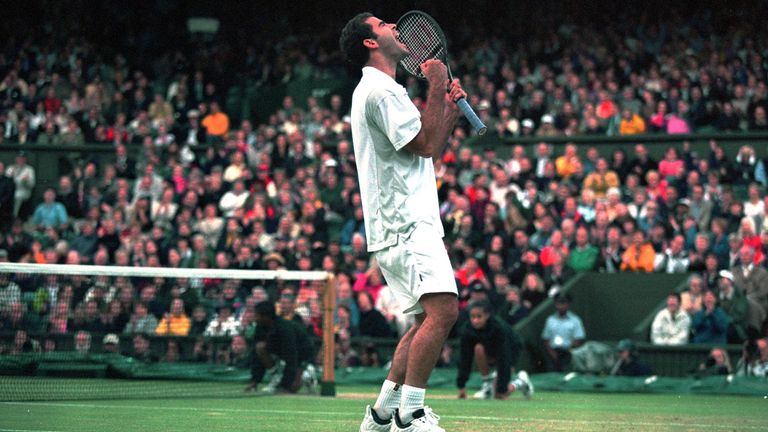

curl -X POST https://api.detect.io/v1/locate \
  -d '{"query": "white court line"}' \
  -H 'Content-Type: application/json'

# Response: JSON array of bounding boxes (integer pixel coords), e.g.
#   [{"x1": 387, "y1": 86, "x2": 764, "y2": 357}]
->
[
  {"x1": 0, "y1": 401, "x2": 765, "y2": 430},
  {"x1": 0, "y1": 429, "x2": 63, "y2": 432}
]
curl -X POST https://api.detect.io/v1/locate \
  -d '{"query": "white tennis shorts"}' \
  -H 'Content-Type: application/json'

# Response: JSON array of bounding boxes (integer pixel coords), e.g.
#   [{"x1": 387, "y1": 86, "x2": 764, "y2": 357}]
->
[{"x1": 374, "y1": 222, "x2": 458, "y2": 315}]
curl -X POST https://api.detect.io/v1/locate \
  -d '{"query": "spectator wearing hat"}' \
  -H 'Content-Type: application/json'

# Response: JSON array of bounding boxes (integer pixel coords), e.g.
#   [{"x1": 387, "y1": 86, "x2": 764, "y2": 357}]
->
[
  {"x1": 519, "y1": 118, "x2": 535, "y2": 137},
  {"x1": 651, "y1": 292, "x2": 691, "y2": 345},
  {"x1": 717, "y1": 270, "x2": 750, "y2": 343},
  {"x1": 102, "y1": 333, "x2": 121, "y2": 354},
  {"x1": 541, "y1": 293, "x2": 585, "y2": 372},
  {"x1": 263, "y1": 251, "x2": 286, "y2": 269},
  {"x1": 610, "y1": 339, "x2": 653, "y2": 376},
  {"x1": 536, "y1": 114, "x2": 560, "y2": 137}
]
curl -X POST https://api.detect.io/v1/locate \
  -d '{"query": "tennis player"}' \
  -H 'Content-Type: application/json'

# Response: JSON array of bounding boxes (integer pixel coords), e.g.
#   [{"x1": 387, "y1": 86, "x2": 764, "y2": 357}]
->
[{"x1": 340, "y1": 12, "x2": 466, "y2": 432}]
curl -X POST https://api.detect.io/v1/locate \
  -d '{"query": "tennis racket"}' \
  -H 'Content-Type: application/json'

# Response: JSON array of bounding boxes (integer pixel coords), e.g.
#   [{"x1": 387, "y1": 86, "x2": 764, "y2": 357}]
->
[{"x1": 396, "y1": 10, "x2": 487, "y2": 135}]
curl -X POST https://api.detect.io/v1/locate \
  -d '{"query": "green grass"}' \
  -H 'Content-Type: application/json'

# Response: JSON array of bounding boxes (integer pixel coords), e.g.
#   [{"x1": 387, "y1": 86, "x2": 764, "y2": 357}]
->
[{"x1": 0, "y1": 380, "x2": 767, "y2": 431}]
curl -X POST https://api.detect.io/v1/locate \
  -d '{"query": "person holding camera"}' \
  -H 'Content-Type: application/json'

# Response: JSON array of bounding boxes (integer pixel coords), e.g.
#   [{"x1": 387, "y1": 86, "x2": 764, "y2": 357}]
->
[{"x1": 696, "y1": 347, "x2": 733, "y2": 377}]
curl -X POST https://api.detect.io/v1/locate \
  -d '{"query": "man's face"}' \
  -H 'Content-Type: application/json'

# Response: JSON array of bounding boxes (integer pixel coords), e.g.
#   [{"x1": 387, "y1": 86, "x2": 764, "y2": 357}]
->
[
  {"x1": 719, "y1": 278, "x2": 734, "y2": 294},
  {"x1": 671, "y1": 237, "x2": 684, "y2": 254},
  {"x1": 576, "y1": 229, "x2": 588, "y2": 246},
  {"x1": 703, "y1": 292, "x2": 716, "y2": 309},
  {"x1": 740, "y1": 247, "x2": 754, "y2": 264},
  {"x1": 133, "y1": 336, "x2": 148, "y2": 353},
  {"x1": 231, "y1": 336, "x2": 247, "y2": 355},
  {"x1": 758, "y1": 339, "x2": 767, "y2": 360},
  {"x1": 365, "y1": 17, "x2": 409, "y2": 60},
  {"x1": 171, "y1": 299, "x2": 184, "y2": 315},
  {"x1": 667, "y1": 296, "x2": 680, "y2": 314}
]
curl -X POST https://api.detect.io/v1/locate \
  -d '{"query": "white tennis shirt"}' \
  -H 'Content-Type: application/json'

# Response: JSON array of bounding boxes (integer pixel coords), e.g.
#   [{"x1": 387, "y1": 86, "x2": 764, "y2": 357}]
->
[{"x1": 350, "y1": 66, "x2": 444, "y2": 252}]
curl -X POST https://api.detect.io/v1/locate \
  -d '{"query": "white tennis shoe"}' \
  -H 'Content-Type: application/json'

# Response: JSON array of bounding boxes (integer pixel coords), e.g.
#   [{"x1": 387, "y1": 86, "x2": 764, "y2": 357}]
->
[
  {"x1": 359, "y1": 405, "x2": 392, "y2": 432},
  {"x1": 517, "y1": 370, "x2": 534, "y2": 400},
  {"x1": 392, "y1": 407, "x2": 445, "y2": 432},
  {"x1": 261, "y1": 360, "x2": 285, "y2": 393},
  {"x1": 472, "y1": 380, "x2": 494, "y2": 400}
]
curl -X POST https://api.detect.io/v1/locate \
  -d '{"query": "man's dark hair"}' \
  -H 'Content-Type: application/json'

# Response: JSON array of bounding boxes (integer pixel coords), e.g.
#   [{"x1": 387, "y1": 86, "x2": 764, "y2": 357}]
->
[
  {"x1": 468, "y1": 299, "x2": 493, "y2": 315},
  {"x1": 339, "y1": 12, "x2": 375, "y2": 69},
  {"x1": 254, "y1": 300, "x2": 277, "y2": 320},
  {"x1": 668, "y1": 292, "x2": 681, "y2": 303}
]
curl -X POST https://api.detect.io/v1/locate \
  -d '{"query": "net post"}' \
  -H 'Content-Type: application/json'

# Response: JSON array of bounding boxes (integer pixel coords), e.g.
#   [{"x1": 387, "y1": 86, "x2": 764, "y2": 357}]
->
[{"x1": 320, "y1": 272, "x2": 336, "y2": 396}]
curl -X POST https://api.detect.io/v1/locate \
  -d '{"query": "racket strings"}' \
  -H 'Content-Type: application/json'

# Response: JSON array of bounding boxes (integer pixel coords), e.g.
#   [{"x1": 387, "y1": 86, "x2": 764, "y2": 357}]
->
[{"x1": 397, "y1": 15, "x2": 446, "y2": 78}]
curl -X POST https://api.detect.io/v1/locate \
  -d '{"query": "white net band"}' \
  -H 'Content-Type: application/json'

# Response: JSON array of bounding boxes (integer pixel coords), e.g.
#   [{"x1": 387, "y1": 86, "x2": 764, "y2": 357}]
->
[{"x1": 0, "y1": 263, "x2": 329, "y2": 281}]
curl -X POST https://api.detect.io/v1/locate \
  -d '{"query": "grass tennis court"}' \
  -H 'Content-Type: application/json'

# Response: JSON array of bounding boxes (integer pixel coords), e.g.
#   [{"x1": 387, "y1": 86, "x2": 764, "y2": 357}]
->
[{"x1": 1, "y1": 380, "x2": 767, "y2": 431}]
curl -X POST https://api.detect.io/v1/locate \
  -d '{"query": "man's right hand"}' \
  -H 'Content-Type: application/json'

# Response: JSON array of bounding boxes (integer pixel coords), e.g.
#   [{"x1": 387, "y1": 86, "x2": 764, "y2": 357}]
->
[
  {"x1": 420, "y1": 59, "x2": 448, "y2": 86},
  {"x1": 458, "y1": 388, "x2": 467, "y2": 399}
]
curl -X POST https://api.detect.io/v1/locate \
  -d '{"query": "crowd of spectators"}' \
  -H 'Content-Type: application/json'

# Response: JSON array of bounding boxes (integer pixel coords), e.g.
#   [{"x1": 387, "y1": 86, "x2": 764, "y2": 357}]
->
[{"x1": 0, "y1": 2, "x2": 768, "y2": 374}]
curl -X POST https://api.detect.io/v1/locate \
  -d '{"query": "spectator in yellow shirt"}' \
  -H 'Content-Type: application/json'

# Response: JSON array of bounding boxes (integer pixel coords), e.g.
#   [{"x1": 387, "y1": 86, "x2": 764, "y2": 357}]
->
[
  {"x1": 201, "y1": 101, "x2": 230, "y2": 139},
  {"x1": 619, "y1": 107, "x2": 647, "y2": 135},
  {"x1": 583, "y1": 158, "x2": 621, "y2": 198},
  {"x1": 156, "y1": 298, "x2": 191, "y2": 336},
  {"x1": 555, "y1": 143, "x2": 580, "y2": 179},
  {"x1": 621, "y1": 230, "x2": 657, "y2": 273}
]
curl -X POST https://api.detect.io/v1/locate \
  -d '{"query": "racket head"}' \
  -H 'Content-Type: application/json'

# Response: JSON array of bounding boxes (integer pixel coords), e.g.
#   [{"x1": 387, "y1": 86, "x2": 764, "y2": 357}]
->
[{"x1": 396, "y1": 10, "x2": 449, "y2": 80}]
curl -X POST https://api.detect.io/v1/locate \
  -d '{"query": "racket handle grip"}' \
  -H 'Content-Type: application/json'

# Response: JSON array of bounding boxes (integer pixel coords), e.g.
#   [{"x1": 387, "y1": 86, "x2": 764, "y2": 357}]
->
[{"x1": 456, "y1": 98, "x2": 487, "y2": 135}]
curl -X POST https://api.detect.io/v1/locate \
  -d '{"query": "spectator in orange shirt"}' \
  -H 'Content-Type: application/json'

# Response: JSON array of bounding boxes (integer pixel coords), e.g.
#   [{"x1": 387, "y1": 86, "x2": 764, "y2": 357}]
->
[
  {"x1": 201, "y1": 101, "x2": 230, "y2": 139},
  {"x1": 618, "y1": 107, "x2": 646, "y2": 135},
  {"x1": 155, "y1": 298, "x2": 191, "y2": 336},
  {"x1": 621, "y1": 230, "x2": 656, "y2": 272}
]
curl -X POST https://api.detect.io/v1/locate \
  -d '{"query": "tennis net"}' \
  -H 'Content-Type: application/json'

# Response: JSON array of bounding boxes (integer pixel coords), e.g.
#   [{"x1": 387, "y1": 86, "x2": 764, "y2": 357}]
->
[{"x1": 0, "y1": 262, "x2": 336, "y2": 401}]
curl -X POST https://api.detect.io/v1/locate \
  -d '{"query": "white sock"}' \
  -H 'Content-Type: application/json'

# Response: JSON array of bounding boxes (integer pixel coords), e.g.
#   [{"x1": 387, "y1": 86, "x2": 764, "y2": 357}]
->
[
  {"x1": 399, "y1": 384, "x2": 426, "y2": 424},
  {"x1": 481, "y1": 373, "x2": 493, "y2": 383},
  {"x1": 510, "y1": 378, "x2": 525, "y2": 392},
  {"x1": 372, "y1": 380, "x2": 400, "y2": 420}
]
